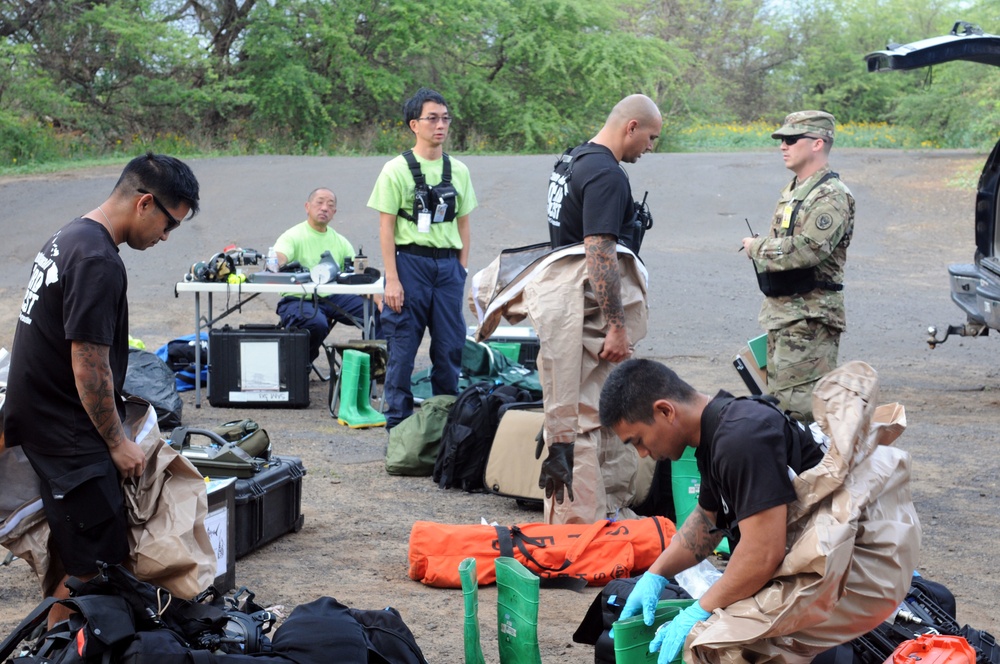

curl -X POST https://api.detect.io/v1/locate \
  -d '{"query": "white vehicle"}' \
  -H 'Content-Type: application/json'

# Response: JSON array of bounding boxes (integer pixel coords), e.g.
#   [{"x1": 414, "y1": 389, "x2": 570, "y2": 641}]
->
[{"x1": 867, "y1": 21, "x2": 1000, "y2": 346}]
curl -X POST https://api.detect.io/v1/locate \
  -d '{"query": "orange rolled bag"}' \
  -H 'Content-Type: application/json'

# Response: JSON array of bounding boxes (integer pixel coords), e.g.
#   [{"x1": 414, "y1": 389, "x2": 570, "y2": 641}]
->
[{"x1": 408, "y1": 516, "x2": 676, "y2": 588}]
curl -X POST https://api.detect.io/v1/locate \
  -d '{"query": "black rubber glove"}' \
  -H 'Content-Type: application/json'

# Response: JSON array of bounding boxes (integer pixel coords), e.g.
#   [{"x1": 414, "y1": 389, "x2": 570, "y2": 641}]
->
[{"x1": 537, "y1": 442, "x2": 574, "y2": 504}]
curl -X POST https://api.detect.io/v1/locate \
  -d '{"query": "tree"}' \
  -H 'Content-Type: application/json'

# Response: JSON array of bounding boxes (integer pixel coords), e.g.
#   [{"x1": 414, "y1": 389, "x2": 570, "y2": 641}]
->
[
  {"x1": 779, "y1": 0, "x2": 967, "y2": 124},
  {"x1": 169, "y1": 0, "x2": 257, "y2": 69}
]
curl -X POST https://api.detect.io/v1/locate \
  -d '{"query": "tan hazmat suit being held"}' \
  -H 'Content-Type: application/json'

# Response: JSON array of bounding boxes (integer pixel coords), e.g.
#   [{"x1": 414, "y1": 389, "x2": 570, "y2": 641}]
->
[{"x1": 470, "y1": 242, "x2": 649, "y2": 524}]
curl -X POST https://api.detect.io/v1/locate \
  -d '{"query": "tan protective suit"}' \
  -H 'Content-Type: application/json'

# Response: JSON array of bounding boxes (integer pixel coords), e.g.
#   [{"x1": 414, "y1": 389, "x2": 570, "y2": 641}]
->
[
  {"x1": 0, "y1": 398, "x2": 215, "y2": 599},
  {"x1": 470, "y1": 243, "x2": 648, "y2": 524},
  {"x1": 687, "y1": 361, "x2": 921, "y2": 664}
]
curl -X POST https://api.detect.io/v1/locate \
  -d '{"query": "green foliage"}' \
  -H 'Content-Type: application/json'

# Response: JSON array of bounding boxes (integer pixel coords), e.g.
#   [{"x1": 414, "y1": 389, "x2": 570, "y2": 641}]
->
[
  {"x1": 2, "y1": 0, "x2": 999, "y2": 163},
  {"x1": 887, "y1": 51, "x2": 1000, "y2": 149},
  {"x1": 771, "y1": 0, "x2": 936, "y2": 123},
  {"x1": 634, "y1": 0, "x2": 794, "y2": 123},
  {"x1": 666, "y1": 120, "x2": 929, "y2": 152},
  {"x1": 451, "y1": 0, "x2": 680, "y2": 151},
  {"x1": 0, "y1": 112, "x2": 61, "y2": 165}
]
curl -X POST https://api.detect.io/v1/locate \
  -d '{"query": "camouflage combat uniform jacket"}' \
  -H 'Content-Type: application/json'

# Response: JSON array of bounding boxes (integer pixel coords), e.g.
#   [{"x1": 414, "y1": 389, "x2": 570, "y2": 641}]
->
[{"x1": 752, "y1": 165, "x2": 855, "y2": 332}]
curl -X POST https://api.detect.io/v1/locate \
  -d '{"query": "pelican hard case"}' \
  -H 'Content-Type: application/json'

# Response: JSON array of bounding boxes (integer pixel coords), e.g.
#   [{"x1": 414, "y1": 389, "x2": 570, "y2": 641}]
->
[
  {"x1": 233, "y1": 455, "x2": 306, "y2": 558},
  {"x1": 208, "y1": 324, "x2": 310, "y2": 408}
]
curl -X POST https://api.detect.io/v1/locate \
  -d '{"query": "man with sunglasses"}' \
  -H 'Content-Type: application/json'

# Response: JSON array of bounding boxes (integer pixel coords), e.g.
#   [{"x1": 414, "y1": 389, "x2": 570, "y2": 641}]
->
[
  {"x1": 367, "y1": 87, "x2": 477, "y2": 430},
  {"x1": 741, "y1": 111, "x2": 855, "y2": 422},
  {"x1": 4, "y1": 152, "x2": 199, "y2": 625}
]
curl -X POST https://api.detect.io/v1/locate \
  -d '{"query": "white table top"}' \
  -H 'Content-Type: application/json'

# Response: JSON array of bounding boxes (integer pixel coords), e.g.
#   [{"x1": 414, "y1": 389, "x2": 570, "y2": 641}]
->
[{"x1": 175, "y1": 279, "x2": 383, "y2": 296}]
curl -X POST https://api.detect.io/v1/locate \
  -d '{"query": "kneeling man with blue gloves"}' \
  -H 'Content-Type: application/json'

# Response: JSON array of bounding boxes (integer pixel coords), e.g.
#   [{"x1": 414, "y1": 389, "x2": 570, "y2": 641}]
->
[{"x1": 599, "y1": 358, "x2": 920, "y2": 664}]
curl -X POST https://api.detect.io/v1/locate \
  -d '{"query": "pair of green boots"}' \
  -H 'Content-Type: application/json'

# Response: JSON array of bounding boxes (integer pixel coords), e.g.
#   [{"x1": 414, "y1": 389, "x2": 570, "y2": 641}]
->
[
  {"x1": 336, "y1": 348, "x2": 386, "y2": 428},
  {"x1": 460, "y1": 557, "x2": 542, "y2": 664},
  {"x1": 459, "y1": 557, "x2": 696, "y2": 664}
]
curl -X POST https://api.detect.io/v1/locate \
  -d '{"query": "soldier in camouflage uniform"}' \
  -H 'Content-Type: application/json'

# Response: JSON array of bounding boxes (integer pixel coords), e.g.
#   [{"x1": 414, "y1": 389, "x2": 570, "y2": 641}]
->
[{"x1": 741, "y1": 111, "x2": 855, "y2": 422}]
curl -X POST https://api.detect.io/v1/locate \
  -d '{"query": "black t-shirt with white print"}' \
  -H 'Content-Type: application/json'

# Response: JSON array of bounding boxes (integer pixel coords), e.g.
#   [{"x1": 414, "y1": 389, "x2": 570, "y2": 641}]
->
[
  {"x1": 547, "y1": 142, "x2": 635, "y2": 248},
  {"x1": 5, "y1": 217, "x2": 128, "y2": 456}
]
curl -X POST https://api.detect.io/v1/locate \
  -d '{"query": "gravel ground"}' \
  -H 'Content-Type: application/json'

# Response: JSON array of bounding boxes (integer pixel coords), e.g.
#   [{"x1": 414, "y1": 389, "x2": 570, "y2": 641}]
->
[{"x1": 0, "y1": 150, "x2": 997, "y2": 662}]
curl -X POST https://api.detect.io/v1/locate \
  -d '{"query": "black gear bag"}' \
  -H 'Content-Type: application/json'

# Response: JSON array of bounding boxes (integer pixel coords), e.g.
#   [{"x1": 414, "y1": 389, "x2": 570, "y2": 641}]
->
[{"x1": 432, "y1": 381, "x2": 533, "y2": 492}]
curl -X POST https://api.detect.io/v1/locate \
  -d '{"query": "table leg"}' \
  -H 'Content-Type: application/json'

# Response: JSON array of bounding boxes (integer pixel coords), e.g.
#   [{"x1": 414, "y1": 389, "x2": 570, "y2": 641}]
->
[
  {"x1": 193, "y1": 292, "x2": 202, "y2": 408},
  {"x1": 363, "y1": 296, "x2": 372, "y2": 340}
]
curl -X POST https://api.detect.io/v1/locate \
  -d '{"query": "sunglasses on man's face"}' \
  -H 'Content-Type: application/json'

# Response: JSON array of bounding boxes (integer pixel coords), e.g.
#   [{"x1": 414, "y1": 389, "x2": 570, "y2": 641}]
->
[
  {"x1": 138, "y1": 188, "x2": 182, "y2": 233},
  {"x1": 780, "y1": 135, "x2": 819, "y2": 146}
]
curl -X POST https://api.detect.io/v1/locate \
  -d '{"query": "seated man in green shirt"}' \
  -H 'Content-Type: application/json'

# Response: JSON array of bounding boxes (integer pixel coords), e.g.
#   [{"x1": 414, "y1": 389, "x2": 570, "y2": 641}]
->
[{"x1": 274, "y1": 187, "x2": 382, "y2": 361}]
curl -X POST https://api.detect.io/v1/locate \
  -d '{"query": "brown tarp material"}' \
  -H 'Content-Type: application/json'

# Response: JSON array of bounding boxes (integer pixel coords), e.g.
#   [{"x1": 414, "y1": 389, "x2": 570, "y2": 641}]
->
[
  {"x1": 469, "y1": 243, "x2": 649, "y2": 523},
  {"x1": 0, "y1": 398, "x2": 215, "y2": 599},
  {"x1": 0, "y1": 444, "x2": 56, "y2": 595},
  {"x1": 686, "y1": 361, "x2": 921, "y2": 664}
]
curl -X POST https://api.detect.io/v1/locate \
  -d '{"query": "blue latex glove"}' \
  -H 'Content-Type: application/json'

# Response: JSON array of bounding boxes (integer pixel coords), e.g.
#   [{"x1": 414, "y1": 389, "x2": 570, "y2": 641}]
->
[
  {"x1": 650, "y1": 601, "x2": 712, "y2": 663},
  {"x1": 621, "y1": 572, "x2": 669, "y2": 625}
]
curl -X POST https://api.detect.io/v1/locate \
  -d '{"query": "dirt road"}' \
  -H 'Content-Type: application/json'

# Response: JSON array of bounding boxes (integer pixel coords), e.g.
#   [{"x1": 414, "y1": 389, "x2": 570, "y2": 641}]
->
[{"x1": 1, "y1": 149, "x2": 997, "y2": 661}]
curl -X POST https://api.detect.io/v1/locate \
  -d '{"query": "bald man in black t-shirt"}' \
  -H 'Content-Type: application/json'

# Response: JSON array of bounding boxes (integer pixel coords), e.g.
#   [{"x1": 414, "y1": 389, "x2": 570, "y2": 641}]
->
[{"x1": 536, "y1": 94, "x2": 663, "y2": 525}]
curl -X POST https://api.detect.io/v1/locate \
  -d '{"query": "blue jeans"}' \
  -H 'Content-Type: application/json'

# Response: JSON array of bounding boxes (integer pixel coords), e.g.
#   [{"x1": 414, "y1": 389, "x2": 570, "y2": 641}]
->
[
  {"x1": 276, "y1": 294, "x2": 382, "y2": 361},
  {"x1": 381, "y1": 251, "x2": 466, "y2": 428}
]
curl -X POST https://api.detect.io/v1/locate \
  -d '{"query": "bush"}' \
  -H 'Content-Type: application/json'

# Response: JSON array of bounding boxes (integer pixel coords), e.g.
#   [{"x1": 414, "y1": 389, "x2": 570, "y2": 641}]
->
[
  {"x1": 664, "y1": 120, "x2": 935, "y2": 152},
  {"x1": 0, "y1": 113, "x2": 62, "y2": 165}
]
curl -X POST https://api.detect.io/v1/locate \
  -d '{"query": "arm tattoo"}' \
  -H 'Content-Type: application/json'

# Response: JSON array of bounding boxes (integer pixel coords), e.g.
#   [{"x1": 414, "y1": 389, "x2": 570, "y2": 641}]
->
[
  {"x1": 676, "y1": 506, "x2": 721, "y2": 562},
  {"x1": 73, "y1": 341, "x2": 125, "y2": 449},
  {"x1": 584, "y1": 234, "x2": 625, "y2": 328}
]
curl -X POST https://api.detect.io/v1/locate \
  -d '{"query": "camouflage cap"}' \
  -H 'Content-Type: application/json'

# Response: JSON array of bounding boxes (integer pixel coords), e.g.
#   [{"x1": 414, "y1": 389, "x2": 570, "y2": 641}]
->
[{"x1": 771, "y1": 110, "x2": 836, "y2": 141}]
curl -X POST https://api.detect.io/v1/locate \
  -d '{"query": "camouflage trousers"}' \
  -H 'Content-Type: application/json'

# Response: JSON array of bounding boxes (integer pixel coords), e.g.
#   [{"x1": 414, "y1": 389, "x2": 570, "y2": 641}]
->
[{"x1": 766, "y1": 319, "x2": 840, "y2": 422}]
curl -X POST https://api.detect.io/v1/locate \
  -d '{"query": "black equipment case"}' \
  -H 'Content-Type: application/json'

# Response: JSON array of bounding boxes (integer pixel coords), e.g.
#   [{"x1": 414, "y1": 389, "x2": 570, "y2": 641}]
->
[
  {"x1": 208, "y1": 324, "x2": 311, "y2": 408},
  {"x1": 234, "y1": 455, "x2": 306, "y2": 558}
]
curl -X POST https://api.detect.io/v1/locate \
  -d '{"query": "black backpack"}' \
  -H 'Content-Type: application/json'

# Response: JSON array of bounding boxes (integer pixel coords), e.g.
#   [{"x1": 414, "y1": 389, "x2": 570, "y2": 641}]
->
[
  {"x1": 155, "y1": 335, "x2": 209, "y2": 392},
  {"x1": 432, "y1": 381, "x2": 533, "y2": 491},
  {"x1": 396, "y1": 150, "x2": 458, "y2": 224},
  {"x1": 0, "y1": 563, "x2": 274, "y2": 664},
  {"x1": 0, "y1": 564, "x2": 428, "y2": 664}
]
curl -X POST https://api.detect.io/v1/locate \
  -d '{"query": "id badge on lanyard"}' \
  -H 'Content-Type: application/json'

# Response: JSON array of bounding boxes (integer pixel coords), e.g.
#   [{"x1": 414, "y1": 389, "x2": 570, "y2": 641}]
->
[
  {"x1": 417, "y1": 211, "x2": 431, "y2": 233},
  {"x1": 433, "y1": 202, "x2": 448, "y2": 223},
  {"x1": 780, "y1": 203, "x2": 794, "y2": 230}
]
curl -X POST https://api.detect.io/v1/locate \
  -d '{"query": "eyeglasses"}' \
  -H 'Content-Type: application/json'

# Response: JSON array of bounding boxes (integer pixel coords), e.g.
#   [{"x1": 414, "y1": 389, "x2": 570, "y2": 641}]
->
[
  {"x1": 138, "y1": 188, "x2": 182, "y2": 233},
  {"x1": 780, "y1": 135, "x2": 819, "y2": 146},
  {"x1": 415, "y1": 115, "x2": 453, "y2": 125}
]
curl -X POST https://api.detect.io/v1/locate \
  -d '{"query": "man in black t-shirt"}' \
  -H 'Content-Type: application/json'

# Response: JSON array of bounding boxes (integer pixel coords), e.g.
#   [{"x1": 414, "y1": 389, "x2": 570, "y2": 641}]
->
[
  {"x1": 598, "y1": 359, "x2": 824, "y2": 664},
  {"x1": 536, "y1": 94, "x2": 662, "y2": 525},
  {"x1": 4, "y1": 152, "x2": 199, "y2": 625}
]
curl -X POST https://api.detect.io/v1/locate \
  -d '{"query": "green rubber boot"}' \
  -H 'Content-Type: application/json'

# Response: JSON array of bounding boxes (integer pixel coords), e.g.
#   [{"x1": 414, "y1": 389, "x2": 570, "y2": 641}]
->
[
  {"x1": 337, "y1": 350, "x2": 386, "y2": 428},
  {"x1": 335, "y1": 348, "x2": 361, "y2": 425},
  {"x1": 353, "y1": 350, "x2": 386, "y2": 427},
  {"x1": 495, "y1": 557, "x2": 541, "y2": 664},
  {"x1": 459, "y1": 558, "x2": 486, "y2": 664},
  {"x1": 612, "y1": 598, "x2": 696, "y2": 664}
]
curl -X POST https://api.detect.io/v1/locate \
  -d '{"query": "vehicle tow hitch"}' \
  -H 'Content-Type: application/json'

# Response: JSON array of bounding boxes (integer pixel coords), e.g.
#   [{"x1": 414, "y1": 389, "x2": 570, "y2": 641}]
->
[{"x1": 926, "y1": 323, "x2": 988, "y2": 348}]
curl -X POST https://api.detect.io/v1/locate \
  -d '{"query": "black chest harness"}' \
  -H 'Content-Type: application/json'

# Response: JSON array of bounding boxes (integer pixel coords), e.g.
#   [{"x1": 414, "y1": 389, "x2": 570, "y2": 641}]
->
[
  {"x1": 754, "y1": 171, "x2": 844, "y2": 297},
  {"x1": 547, "y1": 145, "x2": 652, "y2": 255},
  {"x1": 396, "y1": 150, "x2": 458, "y2": 225}
]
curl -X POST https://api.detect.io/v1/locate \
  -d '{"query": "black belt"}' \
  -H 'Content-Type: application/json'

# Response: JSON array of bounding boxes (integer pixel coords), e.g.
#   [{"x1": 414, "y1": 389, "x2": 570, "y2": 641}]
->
[{"x1": 396, "y1": 244, "x2": 457, "y2": 259}]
